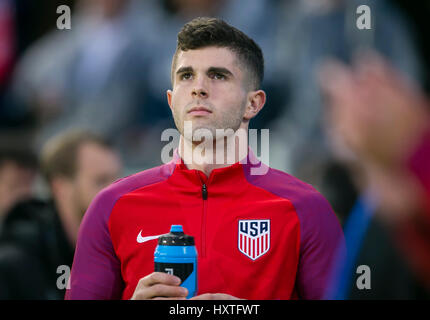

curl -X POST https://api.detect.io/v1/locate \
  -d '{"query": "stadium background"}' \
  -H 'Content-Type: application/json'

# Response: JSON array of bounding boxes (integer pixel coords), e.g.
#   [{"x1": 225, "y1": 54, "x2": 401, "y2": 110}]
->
[{"x1": 0, "y1": 0, "x2": 429, "y2": 299}]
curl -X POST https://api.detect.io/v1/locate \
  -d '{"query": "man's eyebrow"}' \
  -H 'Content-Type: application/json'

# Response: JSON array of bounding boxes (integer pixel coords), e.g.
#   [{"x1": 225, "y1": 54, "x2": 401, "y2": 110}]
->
[
  {"x1": 175, "y1": 66, "x2": 234, "y2": 77},
  {"x1": 176, "y1": 66, "x2": 193, "y2": 75},
  {"x1": 207, "y1": 67, "x2": 233, "y2": 76}
]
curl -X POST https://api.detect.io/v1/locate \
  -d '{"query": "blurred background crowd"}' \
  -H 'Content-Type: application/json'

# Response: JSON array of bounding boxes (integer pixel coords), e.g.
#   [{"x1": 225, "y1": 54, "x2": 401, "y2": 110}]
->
[{"x1": 0, "y1": 0, "x2": 429, "y2": 299}]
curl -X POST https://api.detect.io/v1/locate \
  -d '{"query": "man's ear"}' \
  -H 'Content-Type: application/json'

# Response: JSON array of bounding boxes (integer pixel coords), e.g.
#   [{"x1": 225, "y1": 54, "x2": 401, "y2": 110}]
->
[
  {"x1": 243, "y1": 90, "x2": 266, "y2": 121},
  {"x1": 166, "y1": 90, "x2": 173, "y2": 112}
]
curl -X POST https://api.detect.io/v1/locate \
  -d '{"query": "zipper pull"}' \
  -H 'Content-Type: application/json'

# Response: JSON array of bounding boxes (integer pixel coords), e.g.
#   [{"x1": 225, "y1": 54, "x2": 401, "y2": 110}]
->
[{"x1": 202, "y1": 184, "x2": 208, "y2": 200}]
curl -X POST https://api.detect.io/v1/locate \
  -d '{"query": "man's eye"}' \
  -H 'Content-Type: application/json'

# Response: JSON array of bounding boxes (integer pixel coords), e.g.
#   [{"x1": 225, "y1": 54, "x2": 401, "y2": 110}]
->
[
  {"x1": 180, "y1": 73, "x2": 192, "y2": 80},
  {"x1": 210, "y1": 73, "x2": 226, "y2": 80}
]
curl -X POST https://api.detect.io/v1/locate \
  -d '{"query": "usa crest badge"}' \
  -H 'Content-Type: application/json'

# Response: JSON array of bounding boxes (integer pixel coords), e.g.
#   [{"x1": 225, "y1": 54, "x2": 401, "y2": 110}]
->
[{"x1": 238, "y1": 219, "x2": 270, "y2": 260}]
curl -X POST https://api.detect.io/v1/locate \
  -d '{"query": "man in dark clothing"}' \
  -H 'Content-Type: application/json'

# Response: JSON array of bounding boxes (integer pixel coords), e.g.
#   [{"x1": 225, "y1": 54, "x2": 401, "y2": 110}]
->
[
  {"x1": 348, "y1": 213, "x2": 430, "y2": 299},
  {"x1": 0, "y1": 199, "x2": 73, "y2": 299},
  {"x1": 0, "y1": 130, "x2": 122, "y2": 299},
  {"x1": 0, "y1": 143, "x2": 38, "y2": 222}
]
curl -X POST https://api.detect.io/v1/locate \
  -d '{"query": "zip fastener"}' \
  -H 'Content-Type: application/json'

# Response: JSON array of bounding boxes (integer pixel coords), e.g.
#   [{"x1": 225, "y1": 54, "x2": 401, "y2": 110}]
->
[
  {"x1": 196, "y1": 171, "x2": 209, "y2": 259},
  {"x1": 201, "y1": 183, "x2": 208, "y2": 258},
  {"x1": 201, "y1": 184, "x2": 208, "y2": 200}
]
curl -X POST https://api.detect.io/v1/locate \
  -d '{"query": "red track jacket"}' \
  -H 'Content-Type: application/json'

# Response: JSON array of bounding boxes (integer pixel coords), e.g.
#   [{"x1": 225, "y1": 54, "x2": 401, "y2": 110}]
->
[{"x1": 66, "y1": 149, "x2": 344, "y2": 300}]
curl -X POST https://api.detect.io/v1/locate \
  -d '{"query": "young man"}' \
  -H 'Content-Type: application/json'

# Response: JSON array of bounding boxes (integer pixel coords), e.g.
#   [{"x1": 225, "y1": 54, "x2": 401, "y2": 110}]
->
[{"x1": 66, "y1": 17, "x2": 344, "y2": 300}]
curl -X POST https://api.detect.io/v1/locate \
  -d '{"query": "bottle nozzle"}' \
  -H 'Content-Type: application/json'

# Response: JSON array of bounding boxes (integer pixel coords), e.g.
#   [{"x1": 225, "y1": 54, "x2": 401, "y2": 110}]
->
[{"x1": 170, "y1": 225, "x2": 184, "y2": 233}]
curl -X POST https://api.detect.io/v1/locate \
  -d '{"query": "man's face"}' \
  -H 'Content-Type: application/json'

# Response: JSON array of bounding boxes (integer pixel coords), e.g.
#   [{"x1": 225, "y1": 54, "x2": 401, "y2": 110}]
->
[
  {"x1": 72, "y1": 143, "x2": 122, "y2": 218},
  {"x1": 167, "y1": 46, "x2": 249, "y2": 138}
]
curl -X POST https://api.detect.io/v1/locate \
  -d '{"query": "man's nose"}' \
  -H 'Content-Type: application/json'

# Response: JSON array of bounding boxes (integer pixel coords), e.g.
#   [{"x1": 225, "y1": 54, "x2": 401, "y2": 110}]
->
[
  {"x1": 192, "y1": 77, "x2": 208, "y2": 98},
  {"x1": 192, "y1": 88, "x2": 208, "y2": 98}
]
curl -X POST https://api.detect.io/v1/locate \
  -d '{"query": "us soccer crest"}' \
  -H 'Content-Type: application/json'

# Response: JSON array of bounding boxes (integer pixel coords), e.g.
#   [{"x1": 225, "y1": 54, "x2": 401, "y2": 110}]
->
[{"x1": 238, "y1": 220, "x2": 270, "y2": 260}]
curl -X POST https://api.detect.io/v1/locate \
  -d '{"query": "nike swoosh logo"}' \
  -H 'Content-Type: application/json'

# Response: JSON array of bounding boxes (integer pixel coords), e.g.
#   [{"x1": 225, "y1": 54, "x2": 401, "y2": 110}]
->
[{"x1": 136, "y1": 230, "x2": 163, "y2": 244}]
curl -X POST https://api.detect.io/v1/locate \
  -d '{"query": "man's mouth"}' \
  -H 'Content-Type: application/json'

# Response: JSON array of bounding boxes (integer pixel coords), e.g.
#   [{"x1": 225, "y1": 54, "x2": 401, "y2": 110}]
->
[{"x1": 188, "y1": 106, "x2": 212, "y2": 116}]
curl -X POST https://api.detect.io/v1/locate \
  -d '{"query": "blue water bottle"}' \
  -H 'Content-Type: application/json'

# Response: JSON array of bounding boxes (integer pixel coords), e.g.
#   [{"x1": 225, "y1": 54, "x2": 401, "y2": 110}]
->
[{"x1": 154, "y1": 225, "x2": 197, "y2": 299}]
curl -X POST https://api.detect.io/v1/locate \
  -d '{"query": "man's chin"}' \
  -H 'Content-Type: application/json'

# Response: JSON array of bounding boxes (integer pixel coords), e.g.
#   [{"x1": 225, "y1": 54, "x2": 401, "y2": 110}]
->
[
  {"x1": 178, "y1": 118, "x2": 241, "y2": 139},
  {"x1": 182, "y1": 119, "x2": 215, "y2": 134}
]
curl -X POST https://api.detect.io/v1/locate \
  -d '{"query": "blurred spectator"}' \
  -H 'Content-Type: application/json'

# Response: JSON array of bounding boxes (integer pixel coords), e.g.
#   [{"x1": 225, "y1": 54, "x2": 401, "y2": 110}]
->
[
  {"x1": 269, "y1": 0, "x2": 422, "y2": 190},
  {"x1": 9, "y1": 0, "x2": 285, "y2": 171},
  {"x1": 9, "y1": 0, "x2": 148, "y2": 169},
  {"x1": 0, "y1": 142, "x2": 37, "y2": 223},
  {"x1": 0, "y1": 130, "x2": 122, "y2": 299},
  {"x1": 319, "y1": 53, "x2": 430, "y2": 298}
]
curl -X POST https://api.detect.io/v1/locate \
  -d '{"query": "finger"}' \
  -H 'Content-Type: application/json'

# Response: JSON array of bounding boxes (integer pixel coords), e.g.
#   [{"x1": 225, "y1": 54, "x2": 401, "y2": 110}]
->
[
  {"x1": 318, "y1": 61, "x2": 362, "y2": 125},
  {"x1": 133, "y1": 284, "x2": 188, "y2": 300},
  {"x1": 190, "y1": 293, "x2": 215, "y2": 300},
  {"x1": 211, "y1": 293, "x2": 242, "y2": 300},
  {"x1": 352, "y1": 50, "x2": 392, "y2": 77},
  {"x1": 317, "y1": 60, "x2": 353, "y2": 95},
  {"x1": 190, "y1": 293, "x2": 242, "y2": 300},
  {"x1": 318, "y1": 60, "x2": 361, "y2": 113},
  {"x1": 139, "y1": 272, "x2": 181, "y2": 287},
  {"x1": 148, "y1": 284, "x2": 188, "y2": 298},
  {"x1": 354, "y1": 51, "x2": 415, "y2": 95}
]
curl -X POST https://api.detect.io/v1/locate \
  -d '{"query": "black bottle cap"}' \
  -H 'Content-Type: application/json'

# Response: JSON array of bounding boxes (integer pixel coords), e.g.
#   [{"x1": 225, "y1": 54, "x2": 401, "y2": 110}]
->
[{"x1": 158, "y1": 225, "x2": 195, "y2": 246}]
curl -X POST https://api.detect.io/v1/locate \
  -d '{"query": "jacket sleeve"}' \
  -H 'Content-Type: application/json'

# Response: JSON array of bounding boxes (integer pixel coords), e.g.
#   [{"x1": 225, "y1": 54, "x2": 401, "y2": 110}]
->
[
  {"x1": 295, "y1": 190, "x2": 345, "y2": 299},
  {"x1": 65, "y1": 188, "x2": 124, "y2": 300}
]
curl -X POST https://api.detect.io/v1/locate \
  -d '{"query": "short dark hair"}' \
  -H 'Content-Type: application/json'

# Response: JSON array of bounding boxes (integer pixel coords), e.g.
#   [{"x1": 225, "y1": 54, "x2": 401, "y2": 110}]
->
[
  {"x1": 171, "y1": 17, "x2": 264, "y2": 90},
  {"x1": 0, "y1": 131, "x2": 38, "y2": 170},
  {"x1": 40, "y1": 130, "x2": 112, "y2": 183},
  {"x1": 0, "y1": 148, "x2": 38, "y2": 170}
]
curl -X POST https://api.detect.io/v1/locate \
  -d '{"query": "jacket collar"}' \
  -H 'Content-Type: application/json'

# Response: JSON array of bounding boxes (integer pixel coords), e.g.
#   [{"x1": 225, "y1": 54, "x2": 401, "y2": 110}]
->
[{"x1": 171, "y1": 147, "x2": 262, "y2": 185}]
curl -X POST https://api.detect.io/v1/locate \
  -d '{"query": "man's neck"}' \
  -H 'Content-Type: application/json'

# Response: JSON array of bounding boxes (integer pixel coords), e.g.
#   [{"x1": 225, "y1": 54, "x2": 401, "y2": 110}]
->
[
  {"x1": 178, "y1": 128, "x2": 249, "y2": 177},
  {"x1": 53, "y1": 194, "x2": 81, "y2": 247}
]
